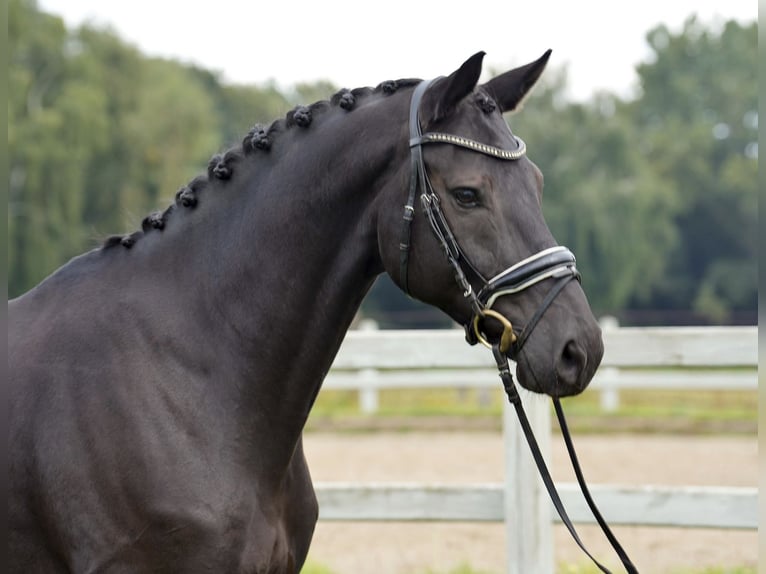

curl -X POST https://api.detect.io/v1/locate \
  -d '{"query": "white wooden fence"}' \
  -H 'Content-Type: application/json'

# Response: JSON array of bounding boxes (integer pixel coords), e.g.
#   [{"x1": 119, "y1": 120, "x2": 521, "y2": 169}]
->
[{"x1": 314, "y1": 325, "x2": 758, "y2": 574}]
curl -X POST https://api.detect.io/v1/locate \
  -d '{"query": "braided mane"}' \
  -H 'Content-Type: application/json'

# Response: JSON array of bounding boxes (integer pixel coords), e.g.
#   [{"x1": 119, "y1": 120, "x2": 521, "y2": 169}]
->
[{"x1": 103, "y1": 79, "x2": 421, "y2": 250}]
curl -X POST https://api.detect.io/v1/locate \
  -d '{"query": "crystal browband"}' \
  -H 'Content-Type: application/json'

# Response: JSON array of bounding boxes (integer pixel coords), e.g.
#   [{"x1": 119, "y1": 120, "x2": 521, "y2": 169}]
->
[{"x1": 410, "y1": 132, "x2": 526, "y2": 160}]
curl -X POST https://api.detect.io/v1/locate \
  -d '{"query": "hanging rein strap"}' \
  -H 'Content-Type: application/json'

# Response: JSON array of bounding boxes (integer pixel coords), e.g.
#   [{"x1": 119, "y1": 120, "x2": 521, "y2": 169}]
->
[{"x1": 492, "y1": 345, "x2": 639, "y2": 574}]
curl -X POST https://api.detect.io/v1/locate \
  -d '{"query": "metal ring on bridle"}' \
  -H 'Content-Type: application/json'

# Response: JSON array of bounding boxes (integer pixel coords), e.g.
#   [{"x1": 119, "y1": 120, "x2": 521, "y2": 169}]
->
[{"x1": 472, "y1": 309, "x2": 517, "y2": 354}]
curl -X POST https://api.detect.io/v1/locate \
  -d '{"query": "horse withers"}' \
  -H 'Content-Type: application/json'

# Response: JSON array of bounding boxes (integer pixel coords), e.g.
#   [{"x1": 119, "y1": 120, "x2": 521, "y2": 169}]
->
[{"x1": 9, "y1": 52, "x2": 603, "y2": 572}]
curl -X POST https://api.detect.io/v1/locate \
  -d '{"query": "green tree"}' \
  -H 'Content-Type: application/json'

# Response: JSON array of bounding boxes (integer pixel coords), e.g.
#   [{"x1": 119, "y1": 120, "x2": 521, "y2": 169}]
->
[
  {"x1": 71, "y1": 24, "x2": 143, "y2": 236},
  {"x1": 119, "y1": 57, "x2": 220, "y2": 222},
  {"x1": 9, "y1": 2, "x2": 224, "y2": 296},
  {"x1": 510, "y1": 71, "x2": 680, "y2": 316},
  {"x1": 9, "y1": 0, "x2": 108, "y2": 295},
  {"x1": 631, "y1": 18, "x2": 757, "y2": 322}
]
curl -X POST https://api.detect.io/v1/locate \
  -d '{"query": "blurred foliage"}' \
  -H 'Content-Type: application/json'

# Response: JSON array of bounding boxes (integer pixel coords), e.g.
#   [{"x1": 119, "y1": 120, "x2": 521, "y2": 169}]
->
[
  {"x1": 629, "y1": 19, "x2": 758, "y2": 322},
  {"x1": 8, "y1": 1, "x2": 757, "y2": 326},
  {"x1": 497, "y1": 17, "x2": 756, "y2": 325}
]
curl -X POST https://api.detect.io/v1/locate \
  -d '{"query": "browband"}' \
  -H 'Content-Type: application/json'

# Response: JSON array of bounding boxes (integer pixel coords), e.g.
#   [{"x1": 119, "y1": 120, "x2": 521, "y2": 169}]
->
[{"x1": 410, "y1": 132, "x2": 527, "y2": 160}]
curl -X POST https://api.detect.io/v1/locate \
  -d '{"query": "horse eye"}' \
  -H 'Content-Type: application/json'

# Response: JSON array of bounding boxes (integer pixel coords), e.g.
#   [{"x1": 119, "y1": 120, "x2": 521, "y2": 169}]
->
[{"x1": 453, "y1": 188, "x2": 479, "y2": 206}]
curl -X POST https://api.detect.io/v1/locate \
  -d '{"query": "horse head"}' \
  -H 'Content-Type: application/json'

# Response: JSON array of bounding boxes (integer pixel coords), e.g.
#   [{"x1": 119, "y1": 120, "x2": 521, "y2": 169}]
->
[{"x1": 378, "y1": 51, "x2": 603, "y2": 397}]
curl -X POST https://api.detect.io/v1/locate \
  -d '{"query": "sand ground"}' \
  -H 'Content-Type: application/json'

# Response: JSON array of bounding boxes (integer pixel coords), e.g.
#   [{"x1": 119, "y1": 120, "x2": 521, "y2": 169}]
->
[{"x1": 302, "y1": 432, "x2": 757, "y2": 573}]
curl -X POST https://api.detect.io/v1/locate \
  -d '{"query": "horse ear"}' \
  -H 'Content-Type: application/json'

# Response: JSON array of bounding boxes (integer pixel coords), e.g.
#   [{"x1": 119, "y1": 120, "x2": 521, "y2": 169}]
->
[
  {"x1": 430, "y1": 51, "x2": 486, "y2": 121},
  {"x1": 483, "y1": 50, "x2": 552, "y2": 113}
]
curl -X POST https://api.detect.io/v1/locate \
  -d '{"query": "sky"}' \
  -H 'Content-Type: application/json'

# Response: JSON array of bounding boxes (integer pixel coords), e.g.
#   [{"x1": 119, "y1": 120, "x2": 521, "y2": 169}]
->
[{"x1": 38, "y1": 0, "x2": 756, "y2": 101}]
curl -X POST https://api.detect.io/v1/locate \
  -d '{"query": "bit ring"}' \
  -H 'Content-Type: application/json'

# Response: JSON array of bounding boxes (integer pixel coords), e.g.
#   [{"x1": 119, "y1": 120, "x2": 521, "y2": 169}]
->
[{"x1": 472, "y1": 309, "x2": 517, "y2": 354}]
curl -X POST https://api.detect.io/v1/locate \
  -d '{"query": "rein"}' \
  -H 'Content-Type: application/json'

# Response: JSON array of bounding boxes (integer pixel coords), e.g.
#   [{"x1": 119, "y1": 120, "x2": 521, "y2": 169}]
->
[
  {"x1": 401, "y1": 79, "x2": 638, "y2": 573},
  {"x1": 493, "y1": 346, "x2": 638, "y2": 574}
]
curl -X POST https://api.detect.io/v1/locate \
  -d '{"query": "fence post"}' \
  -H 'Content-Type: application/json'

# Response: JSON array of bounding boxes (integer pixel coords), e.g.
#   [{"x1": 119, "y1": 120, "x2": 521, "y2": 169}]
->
[
  {"x1": 357, "y1": 319, "x2": 379, "y2": 414},
  {"x1": 598, "y1": 316, "x2": 621, "y2": 412},
  {"x1": 503, "y1": 392, "x2": 553, "y2": 574}
]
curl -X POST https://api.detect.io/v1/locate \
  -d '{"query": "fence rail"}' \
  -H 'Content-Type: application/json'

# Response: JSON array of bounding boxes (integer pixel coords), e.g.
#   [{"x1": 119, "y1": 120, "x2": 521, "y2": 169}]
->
[
  {"x1": 329, "y1": 325, "x2": 757, "y2": 370},
  {"x1": 324, "y1": 323, "x2": 758, "y2": 412},
  {"x1": 315, "y1": 482, "x2": 757, "y2": 529},
  {"x1": 316, "y1": 325, "x2": 758, "y2": 574}
]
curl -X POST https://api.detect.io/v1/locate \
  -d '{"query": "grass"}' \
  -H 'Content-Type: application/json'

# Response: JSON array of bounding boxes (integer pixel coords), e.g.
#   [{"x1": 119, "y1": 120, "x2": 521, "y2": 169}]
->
[
  {"x1": 300, "y1": 560, "x2": 336, "y2": 574},
  {"x1": 306, "y1": 386, "x2": 757, "y2": 435},
  {"x1": 546, "y1": 387, "x2": 756, "y2": 434}
]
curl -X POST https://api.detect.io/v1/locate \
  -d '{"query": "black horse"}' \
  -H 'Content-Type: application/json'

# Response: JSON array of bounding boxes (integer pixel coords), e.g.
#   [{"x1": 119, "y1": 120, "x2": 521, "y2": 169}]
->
[{"x1": 9, "y1": 52, "x2": 603, "y2": 572}]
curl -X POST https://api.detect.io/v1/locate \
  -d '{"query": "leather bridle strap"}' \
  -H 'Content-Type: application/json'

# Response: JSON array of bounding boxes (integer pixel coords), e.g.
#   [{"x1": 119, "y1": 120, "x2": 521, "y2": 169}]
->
[
  {"x1": 399, "y1": 78, "x2": 437, "y2": 294},
  {"x1": 492, "y1": 346, "x2": 639, "y2": 574},
  {"x1": 401, "y1": 77, "x2": 524, "y2": 298},
  {"x1": 513, "y1": 273, "x2": 574, "y2": 353}
]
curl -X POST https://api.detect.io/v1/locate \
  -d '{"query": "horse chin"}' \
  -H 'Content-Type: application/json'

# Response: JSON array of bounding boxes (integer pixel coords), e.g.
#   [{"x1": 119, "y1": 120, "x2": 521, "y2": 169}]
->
[
  {"x1": 513, "y1": 332, "x2": 602, "y2": 399},
  {"x1": 513, "y1": 353, "x2": 562, "y2": 397}
]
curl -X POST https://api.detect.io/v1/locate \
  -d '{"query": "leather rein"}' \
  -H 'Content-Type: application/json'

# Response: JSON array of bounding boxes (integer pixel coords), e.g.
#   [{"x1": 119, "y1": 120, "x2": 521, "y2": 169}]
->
[{"x1": 399, "y1": 78, "x2": 638, "y2": 574}]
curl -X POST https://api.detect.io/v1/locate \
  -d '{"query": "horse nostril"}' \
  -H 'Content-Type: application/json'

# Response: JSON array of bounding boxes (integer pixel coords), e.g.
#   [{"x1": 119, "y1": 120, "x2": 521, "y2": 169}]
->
[{"x1": 556, "y1": 339, "x2": 588, "y2": 389}]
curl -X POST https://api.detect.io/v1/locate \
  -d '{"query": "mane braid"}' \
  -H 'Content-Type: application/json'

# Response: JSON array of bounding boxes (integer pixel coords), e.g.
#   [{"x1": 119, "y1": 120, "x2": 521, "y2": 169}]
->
[
  {"x1": 287, "y1": 106, "x2": 312, "y2": 128},
  {"x1": 101, "y1": 77, "x2": 424, "y2": 251},
  {"x1": 332, "y1": 89, "x2": 356, "y2": 110},
  {"x1": 350, "y1": 87, "x2": 373, "y2": 100},
  {"x1": 141, "y1": 210, "x2": 166, "y2": 232},
  {"x1": 374, "y1": 78, "x2": 420, "y2": 95},
  {"x1": 208, "y1": 149, "x2": 242, "y2": 180},
  {"x1": 120, "y1": 231, "x2": 142, "y2": 249},
  {"x1": 244, "y1": 124, "x2": 272, "y2": 153},
  {"x1": 175, "y1": 175, "x2": 208, "y2": 209}
]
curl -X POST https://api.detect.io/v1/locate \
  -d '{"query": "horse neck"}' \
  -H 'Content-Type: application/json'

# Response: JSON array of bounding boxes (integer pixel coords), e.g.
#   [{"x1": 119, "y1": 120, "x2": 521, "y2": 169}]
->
[
  {"x1": 151, "y1": 98, "x2": 408, "y2": 465},
  {"x1": 215, "y1": 116, "x2": 402, "y2": 354}
]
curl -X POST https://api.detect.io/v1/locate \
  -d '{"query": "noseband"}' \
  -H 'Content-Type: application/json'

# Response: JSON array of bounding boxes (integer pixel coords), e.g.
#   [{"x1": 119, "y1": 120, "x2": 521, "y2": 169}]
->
[{"x1": 399, "y1": 78, "x2": 580, "y2": 355}]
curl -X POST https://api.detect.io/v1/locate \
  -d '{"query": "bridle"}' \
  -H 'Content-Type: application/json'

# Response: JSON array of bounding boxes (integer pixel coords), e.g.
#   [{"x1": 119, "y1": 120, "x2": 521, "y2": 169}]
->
[
  {"x1": 399, "y1": 78, "x2": 639, "y2": 574},
  {"x1": 399, "y1": 78, "x2": 581, "y2": 356}
]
